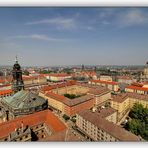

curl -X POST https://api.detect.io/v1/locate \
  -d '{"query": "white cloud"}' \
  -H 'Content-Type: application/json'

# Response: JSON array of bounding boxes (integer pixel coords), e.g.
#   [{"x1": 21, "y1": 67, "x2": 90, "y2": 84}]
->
[
  {"x1": 98, "y1": 8, "x2": 116, "y2": 18},
  {"x1": 97, "y1": 8, "x2": 148, "y2": 28},
  {"x1": 102, "y1": 20, "x2": 110, "y2": 25},
  {"x1": 9, "y1": 34, "x2": 65, "y2": 42},
  {"x1": 116, "y1": 9, "x2": 148, "y2": 27},
  {"x1": 26, "y1": 17, "x2": 76, "y2": 29},
  {"x1": 82, "y1": 26, "x2": 95, "y2": 31}
]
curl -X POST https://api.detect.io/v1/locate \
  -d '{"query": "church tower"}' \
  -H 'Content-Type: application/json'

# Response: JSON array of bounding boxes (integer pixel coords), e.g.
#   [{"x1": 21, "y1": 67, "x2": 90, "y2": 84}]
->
[
  {"x1": 12, "y1": 56, "x2": 24, "y2": 93},
  {"x1": 82, "y1": 64, "x2": 85, "y2": 71},
  {"x1": 144, "y1": 61, "x2": 148, "y2": 80}
]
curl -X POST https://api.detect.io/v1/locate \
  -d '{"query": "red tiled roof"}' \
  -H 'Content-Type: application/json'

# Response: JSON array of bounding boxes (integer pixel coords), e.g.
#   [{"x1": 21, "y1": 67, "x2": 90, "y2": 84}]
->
[
  {"x1": 0, "y1": 110, "x2": 66, "y2": 138},
  {"x1": 46, "y1": 91, "x2": 66, "y2": 102},
  {"x1": 0, "y1": 89, "x2": 12, "y2": 96},
  {"x1": 88, "y1": 88, "x2": 110, "y2": 95},
  {"x1": 72, "y1": 71, "x2": 96, "y2": 77},
  {"x1": 112, "y1": 92, "x2": 148, "y2": 103},
  {"x1": 81, "y1": 71, "x2": 96, "y2": 75},
  {"x1": 41, "y1": 80, "x2": 76, "y2": 92},
  {"x1": 131, "y1": 82, "x2": 143, "y2": 87},
  {"x1": 0, "y1": 76, "x2": 12, "y2": 83},
  {"x1": 0, "y1": 84, "x2": 11, "y2": 88},
  {"x1": 117, "y1": 76, "x2": 133, "y2": 80},
  {"x1": 49, "y1": 73, "x2": 71, "y2": 77},
  {"x1": 127, "y1": 92, "x2": 148, "y2": 101},
  {"x1": 111, "y1": 93, "x2": 129, "y2": 103},
  {"x1": 40, "y1": 74, "x2": 50, "y2": 77},
  {"x1": 45, "y1": 91, "x2": 94, "y2": 107},
  {"x1": 90, "y1": 80, "x2": 118, "y2": 85},
  {"x1": 126, "y1": 85, "x2": 148, "y2": 91},
  {"x1": 40, "y1": 129, "x2": 81, "y2": 142},
  {"x1": 22, "y1": 75, "x2": 45, "y2": 81},
  {"x1": 0, "y1": 79, "x2": 5, "y2": 83}
]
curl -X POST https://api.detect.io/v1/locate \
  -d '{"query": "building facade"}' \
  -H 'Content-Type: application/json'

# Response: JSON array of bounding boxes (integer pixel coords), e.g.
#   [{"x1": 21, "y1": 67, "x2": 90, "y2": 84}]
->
[
  {"x1": 111, "y1": 93, "x2": 148, "y2": 122},
  {"x1": 89, "y1": 80, "x2": 119, "y2": 92},
  {"x1": 76, "y1": 110, "x2": 140, "y2": 141},
  {"x1": 39, "y1": 82, "x2": 111, "y2": 117},
  {"x1": 0, "y1": 110, "x2": 66, "y2": 142}
]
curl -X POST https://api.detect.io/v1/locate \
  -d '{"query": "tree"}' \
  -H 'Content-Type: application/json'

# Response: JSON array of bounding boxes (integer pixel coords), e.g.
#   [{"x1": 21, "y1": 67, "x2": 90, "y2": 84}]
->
[
  {"x1": 125, "y1": 103, "x2": 148, "y2": 141},
  {"x1": 64, "y1": 93, "x2": 81, "y2": 99},
  {"x1": 23, "y1": 70, "x2": 29, "y2": 76},
  {"x1": 63, "y1": 114, "x2": 70, "y2": 121},
  {"x1": 129, "y1": 103, "x2": 148, "y2": 122},
  {"x1": 125, "y1": 119, "x2": 141, "y2": 135},
  {"x1": 40, "y1": 70, "x2": 52, "y2": 74}
]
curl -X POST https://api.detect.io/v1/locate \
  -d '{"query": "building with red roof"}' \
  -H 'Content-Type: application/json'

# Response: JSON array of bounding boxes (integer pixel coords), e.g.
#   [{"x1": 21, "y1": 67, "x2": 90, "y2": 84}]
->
[
  {"x1": 0, "y1": 109, "x2": 67, "y2": 141},
  {"x1": 117, "y1": 76, "x2": 136, "y2": 84},
  {"x1": 43, "y1": 73, "x2": 72, "y2": 82},
  {"x1": 39, "y1": 81, "x2": 111, "y2": 117},
  {"x1": 0, "y1": 79, "x2": 5, "y2": 85},
  {"x1": 125, "y1": 83, "x2": 148, "y2": 95},
  {"x1": 89, "y1": 80, "x2": 119, "y2": 92},
  {"x1": 0, "y1": 89, "x2": 13, "y2": 97}
]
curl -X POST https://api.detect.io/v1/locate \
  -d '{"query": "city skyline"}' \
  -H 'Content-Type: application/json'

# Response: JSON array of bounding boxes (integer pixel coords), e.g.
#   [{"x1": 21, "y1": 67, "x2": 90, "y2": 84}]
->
[{"x1": 0, "y1": 7, "x2": 148, "y2": 66}]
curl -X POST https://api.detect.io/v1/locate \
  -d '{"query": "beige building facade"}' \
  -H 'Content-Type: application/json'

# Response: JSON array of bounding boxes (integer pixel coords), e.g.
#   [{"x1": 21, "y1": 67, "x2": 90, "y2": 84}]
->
[
  {"x1": 76, "y1": 110, "x2": 140, "y2": 141},
  {"x1": 89, "y1": 80, "x2": 119, "y2": 92},
  {"x1": 39, "y1": 82, "x2": 111, "y2": 116},
  {"x1": 111, "y1": 93, "x2": 148, "y2": 122}
]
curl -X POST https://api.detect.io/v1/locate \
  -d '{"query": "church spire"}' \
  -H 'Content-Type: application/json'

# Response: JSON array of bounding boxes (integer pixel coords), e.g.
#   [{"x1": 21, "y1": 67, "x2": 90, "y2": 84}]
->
[
  {"x1": 12, "y1": 56, "x2": 24, "y2": 93},
  {"x1": 15, "y1": 55, "x2": 18, "y2": 64}
]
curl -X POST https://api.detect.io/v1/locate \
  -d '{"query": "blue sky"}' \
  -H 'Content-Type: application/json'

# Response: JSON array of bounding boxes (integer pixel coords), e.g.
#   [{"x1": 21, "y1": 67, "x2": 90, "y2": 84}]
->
[{"x1": 0, "y1": 7, "x2": 148, "y2": 66}]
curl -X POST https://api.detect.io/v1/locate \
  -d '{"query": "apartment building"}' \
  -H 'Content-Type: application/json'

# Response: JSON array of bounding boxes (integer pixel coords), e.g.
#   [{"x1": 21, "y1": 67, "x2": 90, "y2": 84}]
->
[
  {"x1": 111, "y1": 93, "x2": 148, "y2": 121},
  {"x1": 76, "y1": 110, "x2": 140, "y2": 141},
  {"x1": 89, "y1": 80, "x2": 119, "y2": 92}
]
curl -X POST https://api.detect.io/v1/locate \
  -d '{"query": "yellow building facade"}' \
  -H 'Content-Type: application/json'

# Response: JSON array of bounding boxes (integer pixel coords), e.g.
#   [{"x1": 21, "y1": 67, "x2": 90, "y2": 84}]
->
[{"x1": 111, "y1": 93, "x2": 148, "y2": 122}]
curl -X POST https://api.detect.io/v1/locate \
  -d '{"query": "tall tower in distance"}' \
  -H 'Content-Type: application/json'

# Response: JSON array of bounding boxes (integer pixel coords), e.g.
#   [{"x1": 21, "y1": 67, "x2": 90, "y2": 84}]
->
[
  {"x1": 82, "y1": 64, "x2": 85, "y2": 71},
  {"x1": 12, "y1": 56, "x2": 24, "y2": 93},
  {"x1": 144, "y1": 61, "x2": 148, "y2": 80}
]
